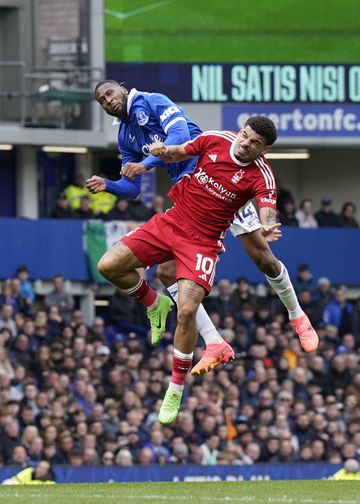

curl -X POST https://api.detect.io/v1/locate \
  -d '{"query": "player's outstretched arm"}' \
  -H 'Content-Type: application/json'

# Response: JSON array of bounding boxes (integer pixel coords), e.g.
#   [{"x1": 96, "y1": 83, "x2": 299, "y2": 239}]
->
[
  {"x1": 259, "y1": 207, "x2": 282, "y2": 242},
  {"x1": 149, "y1": 141, "x2": 191, "y2": 162}
]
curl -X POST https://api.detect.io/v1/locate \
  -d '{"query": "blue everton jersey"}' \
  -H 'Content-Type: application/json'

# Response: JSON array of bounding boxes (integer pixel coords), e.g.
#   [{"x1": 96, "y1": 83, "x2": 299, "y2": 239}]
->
[{"x1": 117, "y1": 88, "x2": 201, "y2": 182}]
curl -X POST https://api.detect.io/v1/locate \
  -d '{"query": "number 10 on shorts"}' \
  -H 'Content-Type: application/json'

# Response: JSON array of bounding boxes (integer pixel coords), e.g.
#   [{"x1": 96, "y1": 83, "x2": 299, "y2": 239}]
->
[{"x1": 195, "y1": 254, "x2": 214, "y2": 275}]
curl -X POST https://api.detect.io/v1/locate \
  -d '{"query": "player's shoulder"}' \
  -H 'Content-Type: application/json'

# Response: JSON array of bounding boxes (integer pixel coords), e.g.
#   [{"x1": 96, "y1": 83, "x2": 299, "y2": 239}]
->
[
  {"x1": 252, "y1": 155, "x2": 276, "y2": 187},
  {"x1": 200, "y1": 130, "x2": 238, "y2": 143}
]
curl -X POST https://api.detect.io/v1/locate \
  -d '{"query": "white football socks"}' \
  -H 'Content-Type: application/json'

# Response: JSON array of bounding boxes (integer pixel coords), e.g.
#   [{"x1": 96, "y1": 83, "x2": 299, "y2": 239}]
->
[
  {"x1": 266, "y1": 261, "x2": 304, "y2": 320},
  {"x1": 167, "y1": 282, "x2": 224, "y2": 345}
]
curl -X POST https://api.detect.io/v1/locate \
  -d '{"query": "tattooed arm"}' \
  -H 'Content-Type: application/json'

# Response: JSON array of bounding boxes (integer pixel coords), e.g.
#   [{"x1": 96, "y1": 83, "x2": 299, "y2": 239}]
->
[
  {"x1": 259, "y1": 206, "x2": 277, "y2": 227},
  {"x1": 259, "y1": 206, "x2": 282, "y2": 242}
]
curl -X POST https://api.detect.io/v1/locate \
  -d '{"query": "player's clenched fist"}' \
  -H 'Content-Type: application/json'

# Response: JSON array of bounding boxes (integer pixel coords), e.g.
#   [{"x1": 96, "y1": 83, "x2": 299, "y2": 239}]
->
[
  {"x1": 149, "y1": 141, "x2": 167, "y2": 158},
  {"x1": 121, "y1": 162, "x2": 147, "y2": 180},
  {"x1": 86, "y1": 175, "x2": 106, "y2": 193}
]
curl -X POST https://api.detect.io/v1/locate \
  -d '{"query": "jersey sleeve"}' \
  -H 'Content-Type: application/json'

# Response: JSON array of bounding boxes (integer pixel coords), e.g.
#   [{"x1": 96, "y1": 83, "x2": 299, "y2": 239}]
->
[
  {"x1": 184, "y1": 133, "x2": 210, "y2": 157},
  {"x1": 104, "y1": 176, "x2": 141, "y2": 199},
  {"x1": 252, "y1": 159, "x2": 277, "y2": 210},
  {"x1": 143, "y1": 93, "x2": 193, "y2": 170}
]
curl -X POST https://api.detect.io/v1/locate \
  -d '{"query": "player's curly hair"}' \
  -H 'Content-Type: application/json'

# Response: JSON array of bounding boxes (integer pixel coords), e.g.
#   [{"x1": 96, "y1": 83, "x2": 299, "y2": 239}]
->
[
  {"x1": 244, "y1": 115, "x2": 277, "y2": 146},
  {"x1": 94, "y1": 79, "x2": 127, "y2": 95}
]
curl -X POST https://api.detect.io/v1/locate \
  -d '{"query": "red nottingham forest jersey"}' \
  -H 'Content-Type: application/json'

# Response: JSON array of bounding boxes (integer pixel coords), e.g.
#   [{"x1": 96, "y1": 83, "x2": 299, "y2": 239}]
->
[{"x1": 168, "y1": 130, "x2": 277, "y2": 240}]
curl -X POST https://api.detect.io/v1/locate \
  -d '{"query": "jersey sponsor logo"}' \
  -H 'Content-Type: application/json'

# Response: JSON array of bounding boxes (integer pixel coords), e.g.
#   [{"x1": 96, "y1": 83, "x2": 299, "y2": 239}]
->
[
  {"x1": 260, "y1": 197, "x2": 276, "y2": 205},
  {"x1": 160, "y1": 106, "x2": 180, "y2": 122},
  {"x1": 136, "y1": 111, "x2": 149, "y2": 126},
  {"x1": 141, "y1": 134, "x2": 164, "y2": 156},
  {"x1": 194, "y1": 167, "x2": 237, "y2": 201},
  {"x1": 231, "y1": 169, "x2": 245, "y2": 184},
  {"x1": 208, "y1": 153, "x2": 217, "y2": 162}
]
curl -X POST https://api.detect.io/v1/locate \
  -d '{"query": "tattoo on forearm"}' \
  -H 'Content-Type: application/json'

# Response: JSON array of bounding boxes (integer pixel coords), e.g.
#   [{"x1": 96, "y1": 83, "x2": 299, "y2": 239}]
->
[{"x1": 264, "y1": 209, "x2": 276, "y2": 225}]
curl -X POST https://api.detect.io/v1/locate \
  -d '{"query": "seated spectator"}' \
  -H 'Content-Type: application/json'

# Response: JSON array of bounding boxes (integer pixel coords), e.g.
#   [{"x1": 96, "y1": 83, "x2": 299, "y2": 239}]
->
[
  {"x1": 278, "y1": 200, "x2": 299, "y2": 227},
  {"x1": 294, "y1": 264, "x2": 316, "y2": 295},
  {"x1": 329, "y1": 459, "x2": 360, "y2": 480},
  {"x1": 1, "y1": 460, "x2": 55, "y2": 485},
  {"x1": 127, "y1": 197, "x2": 152, "y2": 222},
  {"x1": 15, "y1": 267, "x2": 35, "y2": 305},
  {"x1": 351, "y1": 296, "x2": 360, "y2": 343},
  {"x1": 108, "y1": 288, "x2": 148, "y2": 327},
  {"x1": 0, "y1": 346, "x2": 15, "y2": 379},
  {"x1": 323, "y1": 287, "x2": 353, "y2": 336},
  {"x1": 230, "y1": 277, "x2": 257, "y2": 313},
  {"x1": 276, "y1": 177, "x2": 295, "y2": 215},
  {"x1": 88, "y1": 185, "x2": 117, "y2": 217},
  {"x1": 0, "y1": 304, "x2": 17, "y2": 338},
  {"x1": 295, "y1": 199, "x2": 318, "y2": 229},
  {"x1": 51, "y1": 193, "x2": 74, "y2": 219},
  {"x1": 315, "y1": 197, "x2": 340, "y2": 227},
  {"x1": 107, "y1": 198, "x2": 136, "y2": 221},
  {"x1": 74, "y1": 196, "x2": 96, "y2": 219},
  {"x1": 64, "y1": 173, "x2": 88, "y2": 210},
  {"x1": 338, "y1": 202, "x2": 359, "y2": 228},
  {"x1": 44, "y1": 274, "x2": 74, "y2": 323}
]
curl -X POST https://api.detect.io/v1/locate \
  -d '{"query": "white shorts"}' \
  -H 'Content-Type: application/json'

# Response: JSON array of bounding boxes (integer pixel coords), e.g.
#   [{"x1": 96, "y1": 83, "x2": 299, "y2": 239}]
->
[{"x1": 230, "y1": 202, "x2": 262, "y2": 237}]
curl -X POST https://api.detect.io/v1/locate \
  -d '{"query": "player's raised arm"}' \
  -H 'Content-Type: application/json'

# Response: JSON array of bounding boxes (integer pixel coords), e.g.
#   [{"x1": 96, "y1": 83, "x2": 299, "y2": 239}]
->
[{"x1": 149, "y1": 141, "x2": 192, "y2": 162}]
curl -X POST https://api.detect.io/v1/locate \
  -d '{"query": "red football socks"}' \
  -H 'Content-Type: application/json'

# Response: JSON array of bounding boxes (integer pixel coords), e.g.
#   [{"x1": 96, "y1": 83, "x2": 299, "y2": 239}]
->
[{"x1": 124, "y1": 278, "x2": 157, "y2": 308}]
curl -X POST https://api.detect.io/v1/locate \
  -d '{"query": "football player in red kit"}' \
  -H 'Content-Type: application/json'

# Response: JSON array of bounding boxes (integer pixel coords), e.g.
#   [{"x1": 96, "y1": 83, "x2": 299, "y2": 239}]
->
[{"x1": 98, "y1": 116, "x2": 319, "y2": 424}]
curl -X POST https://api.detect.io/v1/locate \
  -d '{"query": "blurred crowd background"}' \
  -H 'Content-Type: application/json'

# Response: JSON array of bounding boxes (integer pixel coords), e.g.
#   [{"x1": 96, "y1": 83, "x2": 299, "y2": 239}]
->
[{"x1": 1, "y1": 252, "x2": 360, "y2": 468}]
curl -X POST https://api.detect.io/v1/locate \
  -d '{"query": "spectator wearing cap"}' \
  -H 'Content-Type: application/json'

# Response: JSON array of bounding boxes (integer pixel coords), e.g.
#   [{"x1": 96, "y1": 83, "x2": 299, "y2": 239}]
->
[
  {"x1": 338, "y1": 202, "x2": 359, "y2": 228},
  {"x1": 51, "y1": 192, "x2": 75, "y2": 219},
  {"x1": 323, "y1": 287, "x2": 353, "y2": 336},
  {"x1": 315, "y1": 197, "x2": 340, "y2": 227},
  {"x1": 295, "y1": 199, "x2": 318, "y2": 229}
]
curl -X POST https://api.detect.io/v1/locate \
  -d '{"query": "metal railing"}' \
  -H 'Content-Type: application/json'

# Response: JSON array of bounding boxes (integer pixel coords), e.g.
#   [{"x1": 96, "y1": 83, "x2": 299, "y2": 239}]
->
[{"x1": 0, "y1": 61, "x2": 104, "y2": 129}]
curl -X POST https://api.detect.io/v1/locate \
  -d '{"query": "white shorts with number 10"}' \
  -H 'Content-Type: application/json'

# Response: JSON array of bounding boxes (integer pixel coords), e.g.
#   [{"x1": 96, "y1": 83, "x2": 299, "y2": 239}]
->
[{"x1": 230, "y1": 202, "x2": 262, "y2": 237}]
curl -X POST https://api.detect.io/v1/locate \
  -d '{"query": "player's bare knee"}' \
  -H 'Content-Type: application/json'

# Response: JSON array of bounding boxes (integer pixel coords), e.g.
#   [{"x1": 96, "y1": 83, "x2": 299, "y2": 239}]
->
[
  {"x1": 97, "y1": 255, "x2": 113, "y2": 279},
  {"x1": 177, "y1": 302, "x2": 197, "y2": 328}
]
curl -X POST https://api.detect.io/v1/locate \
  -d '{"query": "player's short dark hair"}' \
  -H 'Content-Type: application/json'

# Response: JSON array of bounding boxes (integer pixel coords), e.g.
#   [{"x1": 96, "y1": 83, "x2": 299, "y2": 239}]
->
[
  {"x1": 244, "y1": 115, "x2": 277, "y2": 145},
  {"x1": 94, "y1": 79, "x2": 126, "y2": 95}
]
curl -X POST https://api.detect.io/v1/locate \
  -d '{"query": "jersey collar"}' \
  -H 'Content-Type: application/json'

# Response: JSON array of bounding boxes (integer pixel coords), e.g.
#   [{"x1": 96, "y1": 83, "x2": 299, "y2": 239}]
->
[
  {"x1": 127, "y1": 88, "x2": 138, "y2": 115},
  {"x1": 229, "y1": 139, "x2": 251, "y2": 166}
]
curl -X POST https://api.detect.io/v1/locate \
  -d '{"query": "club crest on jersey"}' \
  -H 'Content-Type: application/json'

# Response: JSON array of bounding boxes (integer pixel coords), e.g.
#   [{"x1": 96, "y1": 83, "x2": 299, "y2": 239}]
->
[
  {"x1": 136, "y1": 111, "x2": 149, "y2": 126},
  {"x1": 231, "y1": 169, "x2": 245, "y2": 184}
]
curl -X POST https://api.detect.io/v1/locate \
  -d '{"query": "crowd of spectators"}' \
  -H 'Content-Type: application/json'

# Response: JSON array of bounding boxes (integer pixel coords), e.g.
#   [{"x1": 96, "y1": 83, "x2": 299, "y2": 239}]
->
[
  {"x1": 0, "y1": 263, "x2": 360, "y2": 468},
  {"x1": 51, "y1": 173, "x2": 165, "y2": 222},
  {"x1": 277, "y1": 192, "x2": 359, "y2": 229},
  {"x1": 51, "y1": 173, "x2": 359, "y2": 229}
]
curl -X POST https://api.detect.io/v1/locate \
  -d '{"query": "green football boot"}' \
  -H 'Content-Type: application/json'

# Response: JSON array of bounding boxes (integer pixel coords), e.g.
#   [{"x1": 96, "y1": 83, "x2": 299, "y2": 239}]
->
[
  {"x1": 147, "y1": 294, "x2": 174, "y2": 346},
  {"x1": 158, "y1": 387, "x2": 183, "y2": 425}
]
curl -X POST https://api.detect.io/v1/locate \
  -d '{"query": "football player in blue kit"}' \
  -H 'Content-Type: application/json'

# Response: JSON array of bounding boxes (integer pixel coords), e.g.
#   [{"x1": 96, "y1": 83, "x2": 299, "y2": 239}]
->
[{"x1": 86, "y1": 80, "x2": 318, "y2": 375}]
